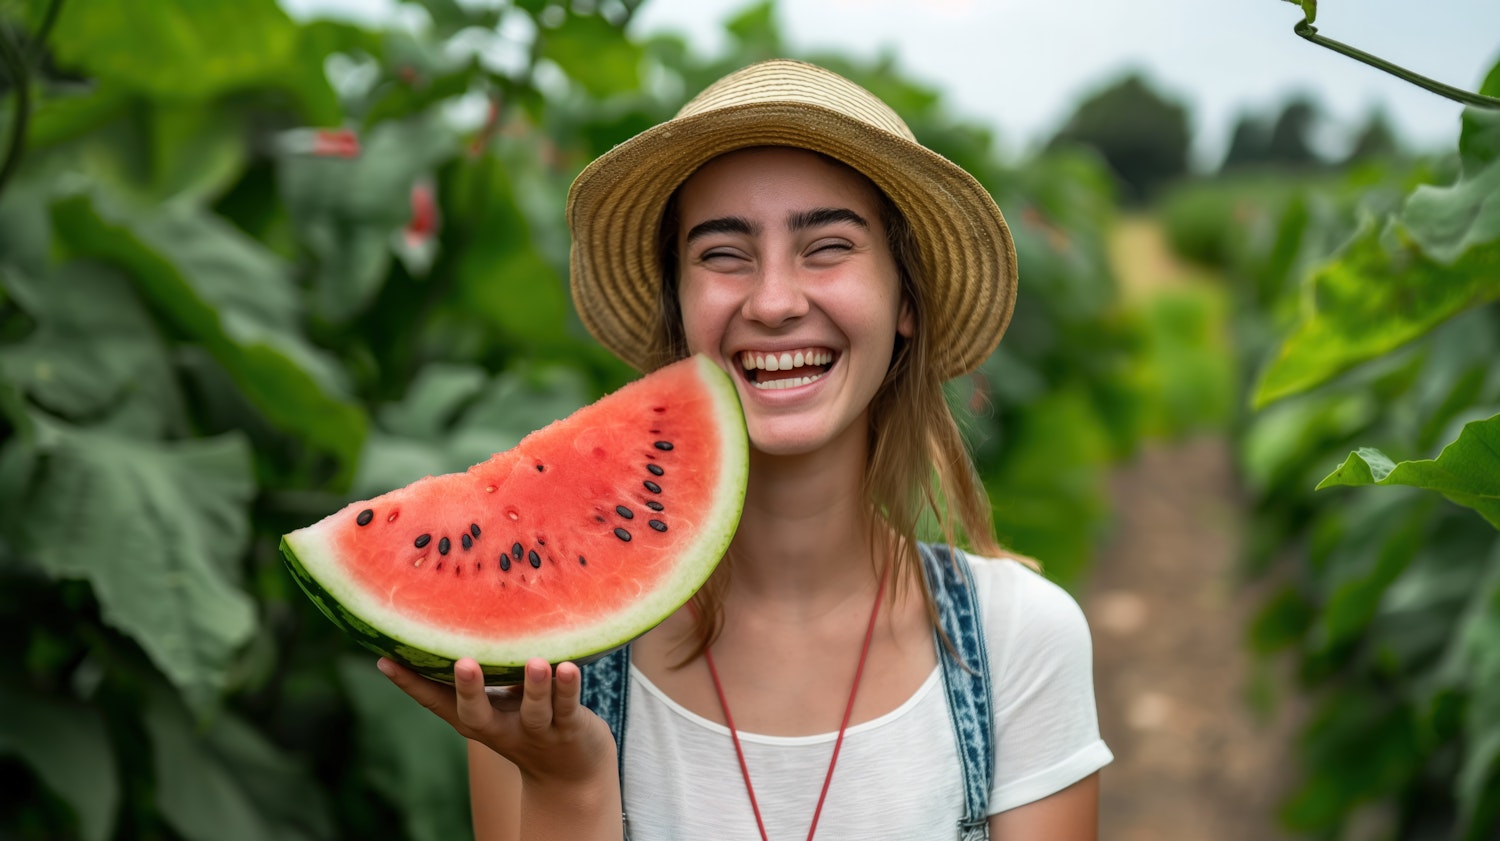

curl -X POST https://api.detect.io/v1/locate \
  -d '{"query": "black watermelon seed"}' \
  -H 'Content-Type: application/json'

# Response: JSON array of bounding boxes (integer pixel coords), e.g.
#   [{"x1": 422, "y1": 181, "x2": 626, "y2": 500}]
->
[
  {"x1": 647, "y1": 464, "x2": 664, "y2": 476},
  {"x1": 614, "y1": 527, "x2": 632, "y2": 542},
  {"x1": 616, "y1": 505, "x2": 634, "y2": 519},
  {"x1": 356, "y1": 509, "x2": 374, "y2": 526},
  {"x1": 536, "y1": 464, "x2": 544, "y2": 472},
  {"x1": 511, "y1": 542, "x2": 523, "y2": 560},
  {"x1": 646, "y1": 500, "x2": 664, "y2": 511},
  {"x1": 414, "y1": 534, "x2": 431, "y2": 549},
  {"x1": 477, "y1": 561, "x2": 483, "y2": 571},
  {"x1": 654, "y1": 441, "x2": 674, "y2": 451},
  {"x1": 649, "y1": 519, "x2": 667, "y2": 532},
  {"x1": 435, "y1": 561, "x2": 444, "y2": 572},
  {"x1": 438, "y1": 537, "x2": 451, "y2": 555},
  {"x1": 461, "y1": 534, "x2": 473, "y2": 551},
  {"x1": 500, "y1": 555, "x2": 511, "y2": 572},
  {"x1": 528, "y1": 550, "x2": 541, "y2": 569},
  {"x1": 455, "y1": 565, "x2": 462, "y2": 576},
  {"x1": 579, "y1": 555, "x2": 587, "y2": 565},
  {"x1": 643, "y1": 480, "x2": 661, "y2": 494},
  {"x1": 470, "y1": 523, "x2": 481, "y2": 539}
]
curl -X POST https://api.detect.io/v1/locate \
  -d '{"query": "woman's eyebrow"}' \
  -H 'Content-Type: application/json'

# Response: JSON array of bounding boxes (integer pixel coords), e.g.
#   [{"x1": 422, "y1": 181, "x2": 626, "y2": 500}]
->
[
  {"x1": 788, "y1": 207, "x2": 868, "y2": 231},
  {"x1": 685, "y1": 216, "x2": 756, "y2": 244}
]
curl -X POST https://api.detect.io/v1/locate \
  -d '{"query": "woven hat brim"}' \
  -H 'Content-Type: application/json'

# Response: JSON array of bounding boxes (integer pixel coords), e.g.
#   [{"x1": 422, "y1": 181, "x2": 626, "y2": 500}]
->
[{"x1": 567, "y1": 101, "x2": 1017, "y2": 379}]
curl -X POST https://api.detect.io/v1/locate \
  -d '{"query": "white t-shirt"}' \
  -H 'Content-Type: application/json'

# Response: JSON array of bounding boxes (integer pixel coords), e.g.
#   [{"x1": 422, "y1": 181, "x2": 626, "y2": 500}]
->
[{"x1": 621, "y1": 556, "x2": 1112, "y2": 840}]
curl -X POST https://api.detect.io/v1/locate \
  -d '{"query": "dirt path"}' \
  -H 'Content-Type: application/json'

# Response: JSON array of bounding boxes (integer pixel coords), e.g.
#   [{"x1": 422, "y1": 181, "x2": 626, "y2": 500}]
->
[
  {"x1": 1084, "y1": 438, "x2": 1298, "y2": 839},
  {"x1": 1083, "y1": 216, "x2": 1300, "y2": 839}
]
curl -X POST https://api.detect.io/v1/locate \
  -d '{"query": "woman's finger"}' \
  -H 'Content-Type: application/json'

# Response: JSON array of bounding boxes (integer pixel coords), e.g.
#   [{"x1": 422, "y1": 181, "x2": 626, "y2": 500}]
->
[
  {"x1": 378, "y1": 658, "x2": 458, "y2": 723},
  {"x1": 453, "y1": 657, "x2": 496, "y2": 732},
  {"x1": 551, "y1": 661, "x2": 583, "y2": 725},
  {"x1": 517, "y1": 658, "x2": 556, "y2": 733}
]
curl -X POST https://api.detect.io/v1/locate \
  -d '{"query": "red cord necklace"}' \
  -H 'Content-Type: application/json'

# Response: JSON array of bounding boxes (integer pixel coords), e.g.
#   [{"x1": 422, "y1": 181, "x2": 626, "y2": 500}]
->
[{"x1": 701, "y1": 564, "x2": 890, "y2": 841}]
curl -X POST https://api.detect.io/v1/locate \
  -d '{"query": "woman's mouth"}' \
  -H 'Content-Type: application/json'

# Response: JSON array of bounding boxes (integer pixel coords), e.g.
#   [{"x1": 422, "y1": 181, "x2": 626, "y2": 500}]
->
[{"x1": 738, "y1": 348, "x2": 837, "y2": 390}]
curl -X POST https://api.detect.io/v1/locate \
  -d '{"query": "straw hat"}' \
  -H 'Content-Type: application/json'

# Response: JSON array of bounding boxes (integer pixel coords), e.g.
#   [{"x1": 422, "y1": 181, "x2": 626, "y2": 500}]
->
[{"x1": 566, "y1": 59, "x2": 1016, "y2": 379}]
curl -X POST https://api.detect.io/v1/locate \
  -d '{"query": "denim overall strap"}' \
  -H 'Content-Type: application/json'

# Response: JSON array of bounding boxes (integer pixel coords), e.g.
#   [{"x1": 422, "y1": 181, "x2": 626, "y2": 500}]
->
[
  {"x1": 578, "y1": 645, "x2": 633, "y2": 839},
  {"x1": 920, "y1": 542, "x2": 994, "y2": 841}
]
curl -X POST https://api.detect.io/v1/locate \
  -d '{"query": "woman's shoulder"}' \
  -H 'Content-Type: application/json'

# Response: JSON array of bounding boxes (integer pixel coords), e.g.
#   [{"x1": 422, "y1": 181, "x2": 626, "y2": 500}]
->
[{"x1": 958, "y1": 551, "x2": 1095, "y2": 665}]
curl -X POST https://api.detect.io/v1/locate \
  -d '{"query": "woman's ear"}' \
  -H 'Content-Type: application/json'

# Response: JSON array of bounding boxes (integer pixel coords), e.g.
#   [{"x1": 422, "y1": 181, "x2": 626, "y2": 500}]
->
[{"x1": 897, "y1": 297, "x2": 915, "y2": 339}]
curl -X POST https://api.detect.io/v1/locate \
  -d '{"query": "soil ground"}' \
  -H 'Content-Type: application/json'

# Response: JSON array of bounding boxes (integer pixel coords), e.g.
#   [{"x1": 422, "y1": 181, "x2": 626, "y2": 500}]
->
[{"x1": 1083, "y1": 217, "x2": 1301, "y2": 839}]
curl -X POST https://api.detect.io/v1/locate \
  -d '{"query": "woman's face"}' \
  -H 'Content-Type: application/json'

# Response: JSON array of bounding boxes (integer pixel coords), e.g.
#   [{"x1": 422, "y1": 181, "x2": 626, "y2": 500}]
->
[{"x1": 675, "y1": 147, "x2": 914, "y2": 458}]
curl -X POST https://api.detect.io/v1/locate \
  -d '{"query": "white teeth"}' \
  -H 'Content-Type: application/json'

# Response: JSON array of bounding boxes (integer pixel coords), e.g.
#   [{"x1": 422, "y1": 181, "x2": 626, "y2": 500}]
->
[
  {"x1": 751, "y1": 373, "x2": 825, "y2": 390},
  {"x1": 737, "y1": 349, "x2": 834, "y2": 371}
]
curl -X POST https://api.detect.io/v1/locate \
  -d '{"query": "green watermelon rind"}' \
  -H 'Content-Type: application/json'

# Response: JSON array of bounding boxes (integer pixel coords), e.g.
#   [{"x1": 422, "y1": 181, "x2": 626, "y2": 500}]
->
[{"x1": 279, "y1": 355, "x2": 747, "y2": 685}]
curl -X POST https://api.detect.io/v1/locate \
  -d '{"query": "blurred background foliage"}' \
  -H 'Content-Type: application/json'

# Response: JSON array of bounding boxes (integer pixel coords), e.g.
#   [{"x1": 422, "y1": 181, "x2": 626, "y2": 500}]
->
[{"x1": 0, "y1": 0, "x2": 1494, "y2": 838}]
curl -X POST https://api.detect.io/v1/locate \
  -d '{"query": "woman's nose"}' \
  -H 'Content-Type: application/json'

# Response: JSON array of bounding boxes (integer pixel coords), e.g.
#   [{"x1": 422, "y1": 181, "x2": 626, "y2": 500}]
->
[{"x1": 740, "y1": 259, "x2": 810, "y2": 327}]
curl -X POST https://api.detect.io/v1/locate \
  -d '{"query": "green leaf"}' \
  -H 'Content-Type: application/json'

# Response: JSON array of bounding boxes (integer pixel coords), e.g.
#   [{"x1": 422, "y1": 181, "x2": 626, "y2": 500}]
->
[
  {"x1": 144, "y1": 689, "x2": 335, "y2": 841},
  {"x1": 1404, "y1": 157, "x2": 1500, "y2": 264},
  {"x1": 1252, "y1": 208, "x2": 1500, "y2": 407},
  {"x1": 1459, "y1": 56, "x2": 1500, "y2": 171},
  {"x1": 452, "y1": 159, "x2": 569, "y2": 348},
  {"x1": 1458, "y1": 576, "x2": 1500, "y2": 835},
  {"x1": 338, "y1": 656, "x2": 470, "y2": 841},
  {"x1": 51, "y1": 193, "x2": 367, "y2": 482},
  {"x1": 1309, "y1": 492, "x2": 1428, "y2": 650},
  {"x1": 353, "y1": 363, "x2": 588, "y2": 497},
  {"x1": 1316, "y1": 414, "x2": 1500, "y2": 528},
  {"x1": 44, "y1": 0, "x2": 337, "y2": 122},
  {"x1": 538, "y1": 12, "x2": 642, "y2": 98},
  {"x1": 0, "y1": 262, "x2": 182, "y2": 433},
  {"x1": 0, "y1": 683, "x2": 118, "y2": 841},
  {"x1": 3, "y1": 418, "x2": 257, "y2": 709}
]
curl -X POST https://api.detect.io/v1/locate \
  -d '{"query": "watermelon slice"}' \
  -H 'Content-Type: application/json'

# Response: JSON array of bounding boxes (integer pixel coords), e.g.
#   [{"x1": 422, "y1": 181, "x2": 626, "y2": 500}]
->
[{"x1": 281, "y1": 354, "x2": 747, "y2": 684}]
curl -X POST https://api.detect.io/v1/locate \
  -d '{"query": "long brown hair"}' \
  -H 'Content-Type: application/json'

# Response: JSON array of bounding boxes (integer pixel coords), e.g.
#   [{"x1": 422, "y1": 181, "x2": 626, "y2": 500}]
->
[{"x1": 647, "y1": 151, "x2": 1015, "y2": 659}]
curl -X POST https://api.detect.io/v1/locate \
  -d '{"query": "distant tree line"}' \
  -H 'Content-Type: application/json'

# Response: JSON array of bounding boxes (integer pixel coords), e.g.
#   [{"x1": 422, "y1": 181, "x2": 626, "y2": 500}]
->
[{"x1": 1044, "y1": 72, "x2": 1404, "y2": 204}]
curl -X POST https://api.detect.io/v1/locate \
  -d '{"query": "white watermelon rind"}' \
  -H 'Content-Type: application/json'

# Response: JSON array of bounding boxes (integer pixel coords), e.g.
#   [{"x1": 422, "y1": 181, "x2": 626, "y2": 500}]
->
[{"x1": 280, "y1": 355, "x2": 748, "y2": 685}]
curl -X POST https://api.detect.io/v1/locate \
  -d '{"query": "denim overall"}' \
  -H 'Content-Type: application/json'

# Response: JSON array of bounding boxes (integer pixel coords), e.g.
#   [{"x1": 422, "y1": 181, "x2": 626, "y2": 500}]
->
[{"x1": 580, "y1": 543, "x2": 994, "y2": 840}]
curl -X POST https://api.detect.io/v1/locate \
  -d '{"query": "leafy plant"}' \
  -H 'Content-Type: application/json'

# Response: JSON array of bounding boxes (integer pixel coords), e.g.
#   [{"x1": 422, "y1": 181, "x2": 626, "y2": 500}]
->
[{"x1": 0, "y1": 1, "x2": 1160, "y2": 838}]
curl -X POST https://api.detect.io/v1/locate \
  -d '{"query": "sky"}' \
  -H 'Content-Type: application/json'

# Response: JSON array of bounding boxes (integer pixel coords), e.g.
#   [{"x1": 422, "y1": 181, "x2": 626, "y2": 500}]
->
[{"x1": 284, "y1": 0, "x2": 1500, "y2": 169}]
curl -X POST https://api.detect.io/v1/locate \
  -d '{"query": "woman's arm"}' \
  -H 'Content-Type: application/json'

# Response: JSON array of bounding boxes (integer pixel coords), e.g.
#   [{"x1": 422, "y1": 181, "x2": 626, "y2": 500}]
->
[
  {"x1": 987, "y1": 772, "x2": 1100, "y2": 840},
  {"x1": 468, "y1": 740, "x2": 520, "y2": 841},
  {"x1": 380, "y1": 656, "x2": 623, "y2": 841}
]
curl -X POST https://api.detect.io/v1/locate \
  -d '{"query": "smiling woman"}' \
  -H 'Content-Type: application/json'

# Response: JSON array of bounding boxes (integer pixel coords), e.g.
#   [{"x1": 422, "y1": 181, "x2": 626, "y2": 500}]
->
[{"x1": 379, "y1": 59, "x2": 1111, "y2": 841}]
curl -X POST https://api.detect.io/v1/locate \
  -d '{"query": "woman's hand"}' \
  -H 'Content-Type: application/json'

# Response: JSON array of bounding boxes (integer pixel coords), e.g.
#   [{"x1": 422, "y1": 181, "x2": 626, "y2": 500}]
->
[{"x1": 378, "y1": 656, "x2": 618, "y2": 789}]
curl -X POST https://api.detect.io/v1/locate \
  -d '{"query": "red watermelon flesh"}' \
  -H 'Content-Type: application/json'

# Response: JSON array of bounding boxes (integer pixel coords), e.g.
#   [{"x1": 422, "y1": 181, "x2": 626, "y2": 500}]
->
[{"x1": 281, "y1": 355, "x2": 747, "y2": 684}]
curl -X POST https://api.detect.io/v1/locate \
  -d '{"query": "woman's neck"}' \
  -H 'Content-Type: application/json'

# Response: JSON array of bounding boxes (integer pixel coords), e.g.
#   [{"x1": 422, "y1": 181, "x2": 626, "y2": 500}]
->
[{"x1": 725, "y1": 424, "x2": 883, "y2": 607}]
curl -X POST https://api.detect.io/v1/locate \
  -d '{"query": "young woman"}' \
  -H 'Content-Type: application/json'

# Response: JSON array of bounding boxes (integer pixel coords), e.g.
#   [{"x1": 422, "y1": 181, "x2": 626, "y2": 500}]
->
[{"x1": 380, "y1": 59, "x2": 1111, "y2": 841}]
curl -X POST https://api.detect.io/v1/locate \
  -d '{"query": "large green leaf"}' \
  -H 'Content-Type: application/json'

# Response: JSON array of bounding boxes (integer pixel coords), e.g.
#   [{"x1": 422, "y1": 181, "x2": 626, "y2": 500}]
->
[
  {"x1": 0, "y1": 262, "x2": 181, "y2": 434},
  {"x1": 51, "y1": 193, "x2": 367, "y2": 481},
  {"x1": 0, "y1": 683, "x2": 118, "y2": 841},
  {"x1": 41, "y1": 0, "x2": 337, "y2": 122},
  {"x1": 338, "y1": 656, "x2": 470, "y2": 841},
  {"x1": 2, "y1": 417, "x2": 257, "y2": 708},
  {"x1": 1317, "y1": 413, "x2": 1500, "y2": 529},
  {"x1": 144, "y1": 689, "x2": 335, "y2": 841},
  {"x1": 1252, "y1": 187, "x2": 1500, "y2": 408},
  {"x1": 539, "y1": 12, "x2": 642, "y2": 99},
  {"x1": 1405, "y1": 156, "x2": 1500, "y2": 265}
]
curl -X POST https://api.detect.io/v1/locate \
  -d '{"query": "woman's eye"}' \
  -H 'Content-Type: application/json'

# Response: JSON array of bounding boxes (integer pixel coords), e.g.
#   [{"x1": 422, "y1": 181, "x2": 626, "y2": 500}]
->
[{"x1": 809, "y1": 241, "x2": 852, "y2": 258}]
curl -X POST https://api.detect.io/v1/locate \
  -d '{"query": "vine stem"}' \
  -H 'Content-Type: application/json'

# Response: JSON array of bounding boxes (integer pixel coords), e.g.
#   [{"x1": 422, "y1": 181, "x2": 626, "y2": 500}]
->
[
  {"x1": 1294, "y1": 19, "x2": 1500, "y2": 110},
  {"x1": 0, "y1": 0, "x2": 65, "y2": 202},
  {"x1": 0, "y1": 19, "x2": 28, "y2": 201}
]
